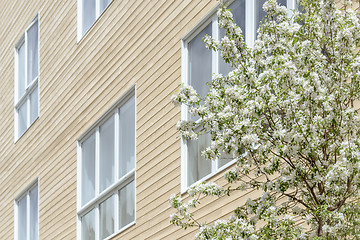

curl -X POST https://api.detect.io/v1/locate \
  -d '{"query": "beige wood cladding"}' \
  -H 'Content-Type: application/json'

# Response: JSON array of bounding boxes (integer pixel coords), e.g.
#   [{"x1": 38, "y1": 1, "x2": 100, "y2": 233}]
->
[{"x1": 2, "y1": 0, "x2": 358, "y2": 239}]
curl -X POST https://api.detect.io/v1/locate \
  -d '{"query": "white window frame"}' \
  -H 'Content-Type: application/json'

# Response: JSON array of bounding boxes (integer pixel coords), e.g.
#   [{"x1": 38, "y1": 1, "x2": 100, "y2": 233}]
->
[
  {"x1": 77, "y1": 88, "x2": 136, "y2": 240},
  {"x1": 181, "y1": 0, "x2": 297, "y2": 192},
  {"x1": 14, "y1": 179, "x2": 39, "y2": 240},
  {"x1": 14, "y1": 15, "x2": 40, "y2": 141},
  {"x1": 77, "y1": 0, "x2": 113, "y2": 41}
]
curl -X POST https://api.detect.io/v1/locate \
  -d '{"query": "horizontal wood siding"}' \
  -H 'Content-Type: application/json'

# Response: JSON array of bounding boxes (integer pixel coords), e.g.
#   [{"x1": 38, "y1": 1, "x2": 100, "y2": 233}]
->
[{"x1": 4, "y1": 0, "x2": 354, "y2": 239}]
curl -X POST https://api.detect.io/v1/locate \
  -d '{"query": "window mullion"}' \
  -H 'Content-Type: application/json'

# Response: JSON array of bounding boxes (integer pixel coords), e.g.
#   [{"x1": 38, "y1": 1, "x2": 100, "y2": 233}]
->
[
  {"x1": 76, "y1": 140, "x2": 82, "y2": 240},
  {"x1": 24, "y1": 32, "x2": 28, "y2": 92},
  {"x1": 214, "y1": 154, "x2": 219, "y2": 172},
  {"x1": 15, "y1": 47, "x2": 19, "y2": 102},
  {"x1": 95, "y1": 204, "x2": 100, "y2": 240},
  {"x1": 182, "y1": 40, "x2": 189, "y2": 191},
  {"x1": 245, "y1": 0, "x2": 255, "y2": 47},
  {"x1": 212, "y1": 15, "x2": 218, "y2": 76},
  {"x1": 95, "y1": 0, "x2": 100, "y2": 18},
  {"x1": 114, "y1": 109, "x2": 120, "y2": 230},
  {"x1": 183, "y1": 41, "x2": 189, "y2": 122},
  {"x1": 287, "y1": 0, "x2": 296, "y2": 17},
  {"x1": 211, "y1": 16, "x2": 218, "y2": 174},
  {"x1": 211, "y1": 140, "x2": 217, "y2": 173},
  {"x1": 24, "y1": 31, "x2": 30, "y2": 128},
  {"x1": 26, "y1": 192, "x2": 30, "y2": 240},
  {"x1": 77, "y1": 0, "x2": 82, "y2": 41},
  {"x1": 95, "y1": 127, "x2": 100, "y2": 196},
  {"x1": 26, "y1": 96, "x2": 30, "y2": 128},
  {"x1": 114, "y1": 109, "x2": 119, "y2": 181},
  {"x1": 114, "y1": 190, "x2": 119, "y2": 231},
  {"x1": 181, "y1": 136, "x2": 188, "y2": 192},
  {"x1": 95, "y1": 127, "x2": 100, "y2": 240}
]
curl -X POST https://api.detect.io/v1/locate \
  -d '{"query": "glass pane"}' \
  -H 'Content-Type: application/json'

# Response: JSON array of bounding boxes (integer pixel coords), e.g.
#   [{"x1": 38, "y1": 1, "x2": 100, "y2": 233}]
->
[
  {"x1": 18, "y1": 42, "x2": 25, "y2": 100},
  {"x1": 100, "y1": 195, "x2": 115, "y2": 239},
  {"x1": 188, "y1": 23, "x2": 212, "y2": 121},
  {"x1": 232, "y1": 0, "x2": 246, "y2": 37},
  {"x1": 82, "y1": 209, "x2": 95, "y2": 240},
  {"x1": 187, "y1": 132, "x2": 212, "y2": 186},
  {"x1": 188, "y1": 23, "x2": 212, "y2": 99},
  {"x1": 29, "y1": 185, "x2": 38, "y2": 240},
  {"x1": 219, "y1": 0, "x2": 246, "y2": 75},
  {"x1": 218, "y1": 152, "x2": 233, "y2": 168},
  {"x1": 30, "y1": 87, "x2": 38, "y2": 124},
  {"x1": 27, "y1": 20, "x2": 38, "y2": 84},
  {"x1": 255, "y1": 0, "x2": 267, "y2": 36},
  {"x1": 119, "y1": 96, "x2": 135, "y2": 178},
  {"x1": 219, "y1": 52, "x2": 233, "y2": 76},
  {"x1": 255, "y1": 0, "x2": 287, "y2": 34},
  {"x1": 278, "y1": 0, "x2": 287, "y2": 6},
  {"x1": 82, "y1": 0, "x2": 96, "y2": 36},
  {"x1": 297, "y1": 0, "x2": 305, "y2": 13},
  {"x1": 18, "y1": 196, "x2": 27, "y2": 240},
  {"x1": 100, "y1": 0, "x2": 112, "y2": 12},
  {"x1": 100, "y1": 116, "x2": 115, "y2": 192},
  {"x1": 119, "y1": 181, "x2": 135, "y2": 229},
  {"x1": 82, "y1": 133, "x2": 96, "y2": 206},
  {"x1": 18, "y1": 101, "x2": 27, "y2": 137}
]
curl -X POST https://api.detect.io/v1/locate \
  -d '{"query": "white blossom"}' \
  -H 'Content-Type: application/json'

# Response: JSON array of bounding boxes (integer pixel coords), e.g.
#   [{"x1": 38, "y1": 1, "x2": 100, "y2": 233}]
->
[{"x1": 170, "y1": 0, "x2": 360, "y2": 238}]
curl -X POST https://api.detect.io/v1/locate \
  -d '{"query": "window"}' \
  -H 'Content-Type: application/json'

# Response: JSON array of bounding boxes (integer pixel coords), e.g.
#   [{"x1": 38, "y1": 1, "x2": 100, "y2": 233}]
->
[
  {"x1": 181, "y1": 0, "x2": 296, "y2": 191},
  {"x1": 15, "y1": 181, "x2": 38, "y2": 240},
  {"x1": 77, "y1": 0, "x2": 113, "y2": 40},
  {"x1": 77, "y1": 91, "x2": 136, "y2": 240},
  {"x1": 15, "y1": 16, "x2": 39, "y2": 139}
]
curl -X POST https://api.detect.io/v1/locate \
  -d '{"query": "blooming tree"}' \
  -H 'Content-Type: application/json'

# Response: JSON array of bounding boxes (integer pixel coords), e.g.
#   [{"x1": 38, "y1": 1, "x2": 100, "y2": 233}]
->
[{"x1": 170, "y1": 0, "x2": 360, "y2": 239}]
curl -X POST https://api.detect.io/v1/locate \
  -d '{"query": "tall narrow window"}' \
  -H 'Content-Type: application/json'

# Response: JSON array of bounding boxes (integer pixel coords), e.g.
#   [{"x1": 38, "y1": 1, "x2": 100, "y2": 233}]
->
[
  {"x1": 181, "y1": 0, "x2": 296, "y2": 191},
  {"x1": 15, "y1": 182, "x2": 38, "y2": 240},
  {"x1": 78, "y1": 0, "x2": 114, "y2": 40},
  {"x1": 15, "y1": 16, "x2": 39, "y2": 139},
  {"x1": 78, "y1": 91, "x2": 136, "y2": 240}
]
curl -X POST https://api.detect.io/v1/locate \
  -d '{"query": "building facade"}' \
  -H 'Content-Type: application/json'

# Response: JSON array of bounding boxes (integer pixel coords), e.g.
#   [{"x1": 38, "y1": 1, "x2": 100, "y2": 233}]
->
[{"x1": 1, "y1": 0, "x2": 358, "y2": 239}]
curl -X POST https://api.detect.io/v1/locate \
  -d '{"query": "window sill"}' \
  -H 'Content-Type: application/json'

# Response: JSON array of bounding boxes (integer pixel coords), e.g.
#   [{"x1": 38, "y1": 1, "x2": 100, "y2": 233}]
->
[
  {"x1": 77, "y1": 0, "x2": 114, "y2": 43},
  {"x1": 14, "y1": 116, "x2": 39, "y2": 144},
  {"x1": 104, "y1": 221, "x2": 136, "y2": 240},
  {"x1": 181, "y1": 158, "x2": 237, "y2": 195}
]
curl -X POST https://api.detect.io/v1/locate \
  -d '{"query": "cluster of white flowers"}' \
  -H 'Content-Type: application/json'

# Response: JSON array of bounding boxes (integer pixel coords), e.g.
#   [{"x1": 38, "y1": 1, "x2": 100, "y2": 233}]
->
[
  {"x1": 170, "y1": 0, "x2": 360, "y2": 238},
  {"x1": 175, "y1": 120, "x2": 197, "y2": 140},
  {"x1": 171, "y1": 84, "x2": 200, "y2": 107}
]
